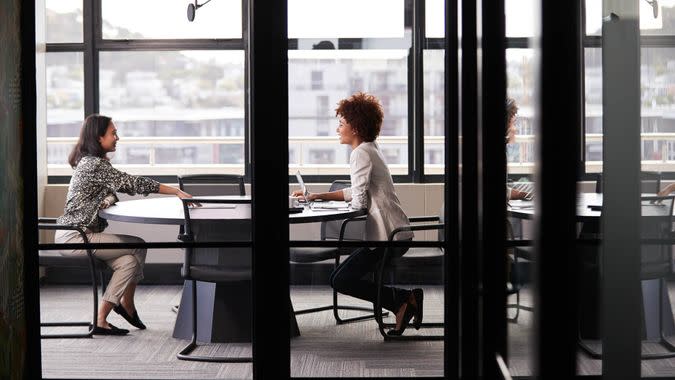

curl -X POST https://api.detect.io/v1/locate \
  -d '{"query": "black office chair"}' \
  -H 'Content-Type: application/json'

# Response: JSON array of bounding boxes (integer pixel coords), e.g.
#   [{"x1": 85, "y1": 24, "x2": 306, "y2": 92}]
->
[
  {"x1": 173, "y1": 174, "x2": 246, "y2": 313},
  {"x1": 38, "y1": 218, "x2": 106, "y2": 339},
  {"x1": 592, "y1": 171, "x2": 662, "y2": 194},
  {"x1": 177, "y1": 174, "x2": 246, "y2": 197},
  {"x1": 290, "y1": 180, "x2": 387, "y2": 324},
  {"x1": 358, "y1": 206, "x2": 446, "y2": 341},
  {"x1": 176, "y1": 198, "x2": 252, "y2": 363},
  {"x1": 506, "y1": 220, "x2": 534, "y2": 324},
  {"x1": 578, "y1": 195, "x2": 675, "y2": 359}
]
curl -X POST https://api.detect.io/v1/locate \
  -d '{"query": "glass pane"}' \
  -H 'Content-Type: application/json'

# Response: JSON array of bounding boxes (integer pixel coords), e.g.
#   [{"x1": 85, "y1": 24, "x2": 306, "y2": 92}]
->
[
  {"x1": 586, "y1": 0, "x2": 675, "y2": 35},
  {"x1": 46, "y1": 52, "x2": 84, "y2": 170},
  {"x1": 101, "y1": 0, "x2": 242, "y2": 39},
  {"x1": 288, "y1": 0, "x2": 404, "y2": 38},
  {"x1": 424, "y1": 50, "x2": 445, "y2": 174},
  {"x1": 505, "y1": 48, "x2": 537, "y2": 377},
  {"x1": 288, "y1": 49, "x2": 409, "y2": 175},
  {"x1": 505, "y1": 0, "x2": 537, "y2": 37},
  {"x1": 98, "y1": 51, "x2": 245, "y2": 173},
  {"x1": 584, "y1": 47, "x2": 675, "y2": 174},
  {"x1": 506, "y1": 49, "x2": 536, "y2": 175},
  {"x1": 426, "y1": 0, "x2": 445, "y2": 38},
  {"x1": 45, "y1": 0, "x2": 83, "y2": 43}
]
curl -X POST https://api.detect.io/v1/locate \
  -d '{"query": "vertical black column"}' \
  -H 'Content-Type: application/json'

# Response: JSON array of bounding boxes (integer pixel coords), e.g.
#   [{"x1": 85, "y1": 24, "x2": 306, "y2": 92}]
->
[
  {"x1": 412, "y1": 0, "x2": 425, "y2": 182},
  {"x1": 444, "y1": 0, "x2": 460, "y2": 377},
  {"x1": 481, "y1": 0, "x2": 507, "y2": 376},
  {"x1": 83, "y1": 0, "x2": 99, "y2": 116},
  {"x1": 21, "y1": 0, "x2": 41, "y2": 377},
  {"x1": 536, "y1": 1, "x2": 581, "y2": 378},
  {"x1": 249, "y1": 0, "x2": 289, "y2": 378},
  {"x1": 460, "y1": 0, "x2": 480, "y2": 376},
  {"x1": 601, "y1": 1, "x2": 641, "y2": 377}
]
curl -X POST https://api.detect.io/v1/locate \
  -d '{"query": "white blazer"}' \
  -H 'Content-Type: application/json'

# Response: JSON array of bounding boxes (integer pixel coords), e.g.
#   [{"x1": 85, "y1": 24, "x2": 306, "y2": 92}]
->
[{"x1": 342, "y1": 142, "x2": 413, "y2": 241}]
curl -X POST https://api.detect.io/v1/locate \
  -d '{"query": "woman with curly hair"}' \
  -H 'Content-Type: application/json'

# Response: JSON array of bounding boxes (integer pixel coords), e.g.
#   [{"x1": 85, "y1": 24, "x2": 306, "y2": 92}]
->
[{"x1": 293, "y1": 92, "x2": 421, "y2": 336}]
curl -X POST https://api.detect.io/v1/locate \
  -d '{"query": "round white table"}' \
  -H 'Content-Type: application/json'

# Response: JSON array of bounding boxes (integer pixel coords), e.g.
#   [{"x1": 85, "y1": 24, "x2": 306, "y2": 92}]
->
[
  {"x1": 99, "y1": 196, "x2": 367, "y2": 343},
  {"x1": 507, "y1": 192, "x2": 675, "y2": 341}
]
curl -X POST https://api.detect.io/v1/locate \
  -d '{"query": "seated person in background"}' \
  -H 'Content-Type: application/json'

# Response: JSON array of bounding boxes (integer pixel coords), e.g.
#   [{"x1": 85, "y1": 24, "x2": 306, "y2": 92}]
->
[
  {"x1": 55, "y1": 114, "x2": 194, "y2": 335},
  {"x1": 506, "y1": 97, "x2": 529, "y2": 201},
  {"x1": 292, "y1": 92, "x2": 421, "y2": 336}
]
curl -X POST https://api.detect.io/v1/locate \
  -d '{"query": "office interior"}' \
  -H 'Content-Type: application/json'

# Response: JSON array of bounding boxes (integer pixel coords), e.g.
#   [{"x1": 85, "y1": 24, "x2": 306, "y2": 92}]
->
[{"x1": 2, "y1": 0, "x2": 675, "y2": 378}]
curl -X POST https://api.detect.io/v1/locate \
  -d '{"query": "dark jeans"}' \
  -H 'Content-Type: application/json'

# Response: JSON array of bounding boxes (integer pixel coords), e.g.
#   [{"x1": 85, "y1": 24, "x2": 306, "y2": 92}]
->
[{"x1": 329, "y1": 245, "x2": 411, "y2": 313}]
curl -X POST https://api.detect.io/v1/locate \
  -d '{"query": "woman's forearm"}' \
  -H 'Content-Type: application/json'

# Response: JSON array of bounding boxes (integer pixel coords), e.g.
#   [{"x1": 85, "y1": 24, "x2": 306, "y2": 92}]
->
[
  {"x1": 312, "y1": 190, "x2": 345, "y2": 201},
  {"x1": 158, "y1": 184, "x2": 180, "y2": 195}
]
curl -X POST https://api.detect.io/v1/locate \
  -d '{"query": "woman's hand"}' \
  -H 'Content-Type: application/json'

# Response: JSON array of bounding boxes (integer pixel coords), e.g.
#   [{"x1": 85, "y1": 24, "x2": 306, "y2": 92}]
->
[
  {"x1": 175, "y1": 189, "x2": 201, "y2": 207},
  {"x1": 510, "y1": 188, "x2": 529, "y2": 200}
]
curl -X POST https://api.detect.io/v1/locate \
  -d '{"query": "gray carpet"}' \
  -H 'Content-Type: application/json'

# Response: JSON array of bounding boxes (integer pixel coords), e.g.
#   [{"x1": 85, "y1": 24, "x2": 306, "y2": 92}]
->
[{"x1": 39, "y1": 284, "x2": 675, "y2": 378}]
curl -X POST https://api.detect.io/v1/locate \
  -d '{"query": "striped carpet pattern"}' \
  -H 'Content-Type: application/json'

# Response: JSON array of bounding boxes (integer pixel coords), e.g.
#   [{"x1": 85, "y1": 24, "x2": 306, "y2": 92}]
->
[{"x1": 39, "y1": 284, "x2": 675, "y2": 378}]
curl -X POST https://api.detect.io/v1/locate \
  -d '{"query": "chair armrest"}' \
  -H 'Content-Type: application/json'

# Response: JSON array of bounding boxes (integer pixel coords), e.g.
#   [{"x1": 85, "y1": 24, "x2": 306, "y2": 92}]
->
[
  {"x1": 37, "y1": 223, "x2": 90, "y2": 246},
  {"x1": 409, "y1": 215, "x2": 440, "y2": 223},
  {"x1": 388, "y1": 223, "x2": 445, "y2": 241},
  {"x1": 38, "y1": 217, "x2": 58, "y2": 223},
  {"x1": 338, "y1": 215, "x2": 367, "y2": 241}
]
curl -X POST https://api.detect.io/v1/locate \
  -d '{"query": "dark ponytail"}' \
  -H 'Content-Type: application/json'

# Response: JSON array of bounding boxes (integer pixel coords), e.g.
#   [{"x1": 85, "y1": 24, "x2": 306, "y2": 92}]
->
[{"x1": 68, "y1": 114, "x2": 112, "y2": 168}]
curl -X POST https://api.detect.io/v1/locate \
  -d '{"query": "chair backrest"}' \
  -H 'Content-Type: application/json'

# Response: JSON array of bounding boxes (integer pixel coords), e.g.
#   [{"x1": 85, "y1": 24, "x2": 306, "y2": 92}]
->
[
  {"x1": 593, "y1": 171, "x2": 662, "y2": 194},
  {"x1": 640, "y1": 195, "x2": 674, "y2": 279},
  {"x1": 180, "y1": 199, "x2": 251, "y2": 280},
  {"x1": 178, "y1": 174, "x2": 245, "y2": 196},
  {"x1": 321, "y1": 180, "x2": 366, "y2": 241}
]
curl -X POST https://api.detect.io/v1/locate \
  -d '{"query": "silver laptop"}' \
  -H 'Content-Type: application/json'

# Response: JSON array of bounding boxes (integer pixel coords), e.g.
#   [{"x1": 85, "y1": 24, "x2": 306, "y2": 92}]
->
[
  {"x1": 511, "y1": 181, "x2": 534, "y2": 201},
  {"x1": 295, "y1": 171, "x2": 311, "y2": 205}
]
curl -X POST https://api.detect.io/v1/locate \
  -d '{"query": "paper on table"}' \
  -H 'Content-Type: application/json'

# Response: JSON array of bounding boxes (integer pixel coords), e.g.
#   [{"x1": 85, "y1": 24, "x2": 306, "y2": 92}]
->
[
  {"x1": 189, "y1": 203, "x2": 237, "y2": 209},
  {"x1": 310, "y1": 201, "x2": 351, "y2": 210}
]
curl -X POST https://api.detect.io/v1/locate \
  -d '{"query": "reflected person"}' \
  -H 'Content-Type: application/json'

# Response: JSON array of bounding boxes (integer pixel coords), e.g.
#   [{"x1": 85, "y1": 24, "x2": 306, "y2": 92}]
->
[
  {"x1": 506, "y1": 97, "x2": 529, "y2": 201},
  {"x1": 292, "y1": 92, "x2": 421, "y2": 336},
  {"x1": 55, "y1": 114, "x2": 195, "y2": 335}
]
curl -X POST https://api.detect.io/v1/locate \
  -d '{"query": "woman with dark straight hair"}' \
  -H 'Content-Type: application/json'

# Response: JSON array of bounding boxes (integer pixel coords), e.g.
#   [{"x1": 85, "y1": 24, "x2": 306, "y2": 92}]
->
[{"x1": 56, "y1": 114, "x2": 194, "y2": 335}]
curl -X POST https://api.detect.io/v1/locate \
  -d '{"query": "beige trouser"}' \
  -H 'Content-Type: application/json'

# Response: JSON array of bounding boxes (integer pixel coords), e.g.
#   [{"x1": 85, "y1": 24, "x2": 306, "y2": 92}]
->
[{"x1": 54, "y1": 229, "x2": 147, "y2": 305}]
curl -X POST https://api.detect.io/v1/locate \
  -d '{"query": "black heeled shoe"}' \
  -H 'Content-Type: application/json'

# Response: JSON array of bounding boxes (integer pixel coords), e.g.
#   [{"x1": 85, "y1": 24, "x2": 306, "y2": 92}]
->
[
  {"x1": 92, "y1": 323, "x2": 129, "y2": 336},
  {"x1": 113, "y1": 305, "x2": 146, "y2": 330},
  {"x1": 387, "y1": 301, "x2": 416, "y2": 336},
  {"x1": 411, "y1": 288, "x2": 424, "y2": 330}
]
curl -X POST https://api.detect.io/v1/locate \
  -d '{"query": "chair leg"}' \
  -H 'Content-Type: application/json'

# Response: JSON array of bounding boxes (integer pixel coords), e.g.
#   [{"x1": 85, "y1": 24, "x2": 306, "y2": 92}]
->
[
  {"x1": 374, "y1": 249, "x2": 444, "y2": 341},
  {"x1": 177, "y1": 280, "x2": 252, "y2": 363},
  {"x1": 579, "y1": 279, "x2": 675, "y2": 360},
  {"x1": 293, "y1": 254, "x2": 388, "y2": 323},
  {"x1": 41, "y1": 262, "x2": 99, "y2": 339}
]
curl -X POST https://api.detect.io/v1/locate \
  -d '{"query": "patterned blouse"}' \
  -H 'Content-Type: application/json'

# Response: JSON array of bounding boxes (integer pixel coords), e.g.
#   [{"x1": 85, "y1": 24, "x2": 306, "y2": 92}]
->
[{"x1": 56, "y1": 156, "x2": 160, "y2": 232}]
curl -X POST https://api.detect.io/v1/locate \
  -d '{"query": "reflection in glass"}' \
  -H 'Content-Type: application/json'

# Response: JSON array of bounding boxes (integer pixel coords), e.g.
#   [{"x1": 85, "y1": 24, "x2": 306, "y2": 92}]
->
[
  {"x1": 96, "y1": 50, "x2": 245, "y2": 169},
  {"x1": 46, "y1": 0, "x2": 83, "y2": 43},
  {"x1": 585, "y1": 0, "x2": 675, "y2": 35},
  {"x1": 288, "y1": 50, "x2": 409, "y2": 174}
]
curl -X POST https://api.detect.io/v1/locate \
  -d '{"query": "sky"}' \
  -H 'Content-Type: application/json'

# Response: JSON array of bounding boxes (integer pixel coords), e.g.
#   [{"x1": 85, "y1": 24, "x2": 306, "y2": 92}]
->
[{"x1": 47, "y1": 0, "x2": 675, "y2": 41}]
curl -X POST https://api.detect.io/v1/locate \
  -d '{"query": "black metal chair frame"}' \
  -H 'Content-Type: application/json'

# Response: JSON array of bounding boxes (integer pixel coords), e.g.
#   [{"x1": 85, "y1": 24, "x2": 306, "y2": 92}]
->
[
  {"x1": 172, "y1": 174, "x2": 246, "y2": 314},
  {"x1": 506, "y1": 250, "x2": 534, "y2": 323},
  {"x1": 38, "y1": 218, "x2": 100, "y2": 339},
  {"x1": 292, "y1": 181, "x2": 388, "y2": 324},
  {"x1": 175, "y1": 198, "x2": 252, "y2": 363},
  {"x1": 337, "y1": 214, "x2": 445, "y2": 341},
  {"x1": 578, "y1": 195, "x2": 675, "y2": 360},
  {"x1": 375, "y1": 217, "x2": 446, "y2": 341}
]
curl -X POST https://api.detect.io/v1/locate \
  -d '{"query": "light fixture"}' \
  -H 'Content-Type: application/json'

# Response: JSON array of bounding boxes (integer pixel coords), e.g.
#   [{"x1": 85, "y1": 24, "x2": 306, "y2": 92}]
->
[
  {"x1": 187, "y1": 0, "x2": 213, "y2": 22},
  {"x1": 645, "y1": 0, "x2": 659, "y2": 19}
]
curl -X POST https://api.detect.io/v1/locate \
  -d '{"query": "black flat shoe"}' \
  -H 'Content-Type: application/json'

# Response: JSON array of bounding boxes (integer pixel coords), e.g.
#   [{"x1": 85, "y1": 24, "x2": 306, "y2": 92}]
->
[
  {"x1": 387, "y1": 301, "x2": 416, "y2": 336},
  {"x1": 411, "y1": 288, "x2": 424, "y2": 330},
  {"x1": 114, "y1": 305, "x2": 146, "y2": 329},
  {"x1": 92, "y1": 323, "x2": 129, "y2": 336}
]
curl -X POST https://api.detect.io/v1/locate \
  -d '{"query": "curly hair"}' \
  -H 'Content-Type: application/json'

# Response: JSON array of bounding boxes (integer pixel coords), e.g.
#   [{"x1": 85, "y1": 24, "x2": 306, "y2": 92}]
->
[
  {"x1": 335, "y1": 92, "x2": 384, "y2": 142},
  {"x1": 506, "y1": 97, "x2": 518, "y2": 126}
]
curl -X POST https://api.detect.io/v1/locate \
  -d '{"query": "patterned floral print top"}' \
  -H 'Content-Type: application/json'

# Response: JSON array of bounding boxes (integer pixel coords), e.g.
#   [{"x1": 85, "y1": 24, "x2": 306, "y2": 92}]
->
[{"x1": 56, "y1": 156, "x2": 160, "y2": 232}]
